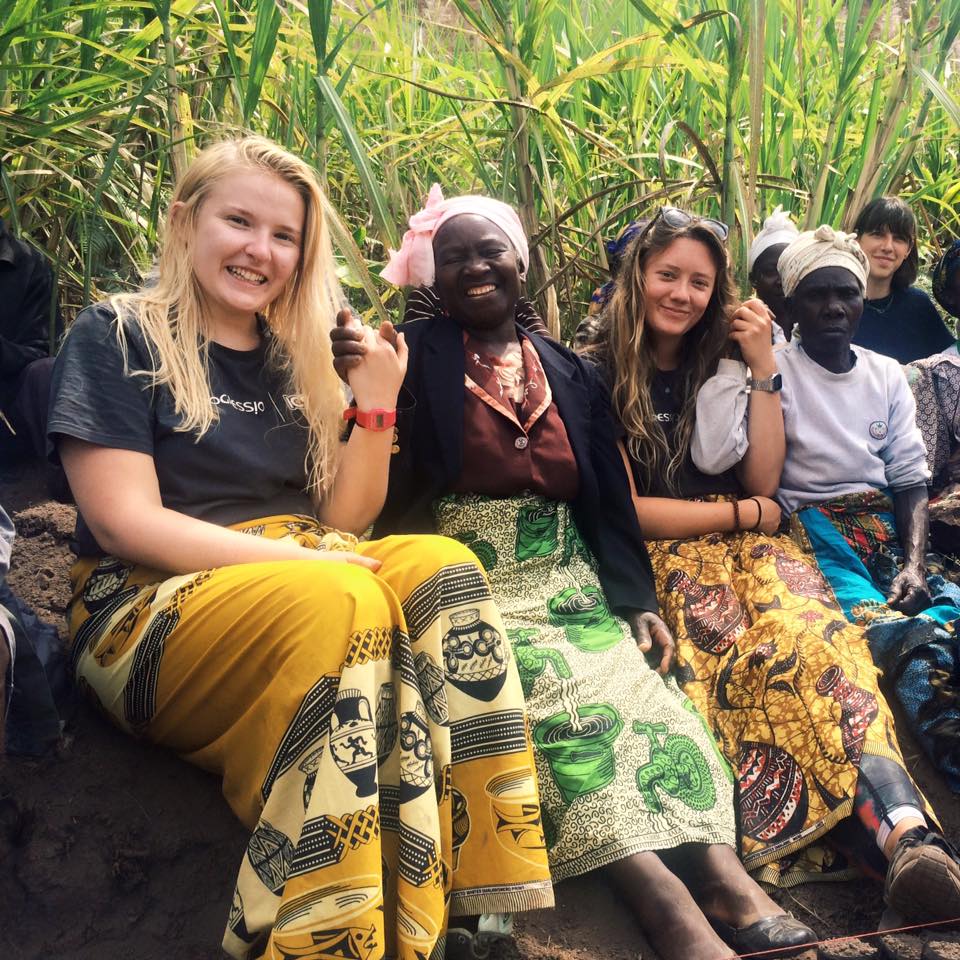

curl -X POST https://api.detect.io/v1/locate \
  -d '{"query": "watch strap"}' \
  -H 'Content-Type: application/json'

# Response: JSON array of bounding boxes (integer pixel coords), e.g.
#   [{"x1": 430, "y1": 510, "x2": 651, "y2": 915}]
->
[
  {"x1": 747, "y1": 373, "x2": 782, "y2": 393},
  {"x1": 343, "y1": 407, "x2": 397, "y2": 431}
]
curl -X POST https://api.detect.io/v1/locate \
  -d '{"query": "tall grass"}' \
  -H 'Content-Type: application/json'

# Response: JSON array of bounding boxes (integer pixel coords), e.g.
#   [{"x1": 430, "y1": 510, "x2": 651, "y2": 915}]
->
[{"x1": 2, "y1": 0, "x2": 959, "y2": 337}]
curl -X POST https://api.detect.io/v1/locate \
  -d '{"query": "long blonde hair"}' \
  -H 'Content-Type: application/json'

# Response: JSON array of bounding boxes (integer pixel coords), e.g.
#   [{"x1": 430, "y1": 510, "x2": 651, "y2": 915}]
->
[
  {"x1": 110, "y1": 136, "x2": 344, "y2": 496},
  {"x1": 594, "y1": 217, "x2": 737, "y2": 495}
]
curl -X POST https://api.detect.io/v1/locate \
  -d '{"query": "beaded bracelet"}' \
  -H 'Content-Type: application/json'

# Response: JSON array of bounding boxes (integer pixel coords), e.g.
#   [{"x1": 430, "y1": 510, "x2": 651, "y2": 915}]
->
[{"x1": 732, "y1": 498, "x2": 741, "y2": 531}]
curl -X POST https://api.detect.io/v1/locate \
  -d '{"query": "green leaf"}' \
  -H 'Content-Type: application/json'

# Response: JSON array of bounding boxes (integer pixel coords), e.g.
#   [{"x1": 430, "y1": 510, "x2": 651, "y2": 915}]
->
[{"x1": 314, "y1": 73, "x2": 397, "y2": 247}]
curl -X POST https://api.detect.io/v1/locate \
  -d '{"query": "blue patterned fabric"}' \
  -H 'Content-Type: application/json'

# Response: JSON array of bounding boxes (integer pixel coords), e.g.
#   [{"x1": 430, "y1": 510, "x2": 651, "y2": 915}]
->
[{"x1": 793, "y1": 492, "x2": 960, "y2": 792}]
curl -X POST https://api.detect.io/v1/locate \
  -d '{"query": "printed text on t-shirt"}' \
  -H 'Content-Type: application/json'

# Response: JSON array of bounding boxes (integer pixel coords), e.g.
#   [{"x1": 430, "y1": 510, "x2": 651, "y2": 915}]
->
[{"x1": 210, "y1": 393, "x2": 265, "y2": 414}]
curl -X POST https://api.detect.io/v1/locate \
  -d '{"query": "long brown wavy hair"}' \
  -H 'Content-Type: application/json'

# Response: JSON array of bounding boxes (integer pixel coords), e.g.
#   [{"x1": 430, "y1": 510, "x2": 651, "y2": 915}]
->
[{"x1": 593, "y1": 216, "x2": 738, "y2": 495}]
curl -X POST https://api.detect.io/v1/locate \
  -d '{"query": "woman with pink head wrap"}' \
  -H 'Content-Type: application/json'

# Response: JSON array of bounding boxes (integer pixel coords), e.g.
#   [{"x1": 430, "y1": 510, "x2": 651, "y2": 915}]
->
[
  {"x1": 381, "y1": 184, "x2": 529, "y2": 288},
  {"x1": 374, "y1": 185, "x2": 548, "y2": 337},
  {"x1": 334, "y1": 190, "x2": 816, "y2": 960}
]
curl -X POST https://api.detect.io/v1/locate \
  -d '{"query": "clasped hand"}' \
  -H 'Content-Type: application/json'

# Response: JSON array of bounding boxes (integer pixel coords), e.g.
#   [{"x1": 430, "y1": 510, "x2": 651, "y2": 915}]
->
[
  {"x1": 625, "y1": 610, "x2": 675, "y2": 675},
  {"x1": 333, "y1": 308, "x2": 407, "y2": 409},
  {"x1": 729, "y1": 297, "x2": 777, "y2": 375},
  {"x1": 887, "y1": 564, "x2": 932, "y2": 615}
]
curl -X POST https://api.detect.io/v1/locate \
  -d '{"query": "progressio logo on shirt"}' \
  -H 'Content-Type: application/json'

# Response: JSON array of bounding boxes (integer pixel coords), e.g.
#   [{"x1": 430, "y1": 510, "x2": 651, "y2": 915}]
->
[{"x1": 210, "y1": 393, "x2": 266, "y2": 414}]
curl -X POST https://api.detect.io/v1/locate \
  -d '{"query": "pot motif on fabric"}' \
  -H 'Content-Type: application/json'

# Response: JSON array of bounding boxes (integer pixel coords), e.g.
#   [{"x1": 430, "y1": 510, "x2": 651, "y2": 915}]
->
[
  {"x1": 413, "y1": 652, "x2": 448, "y2": 726},
  {"x1": 442, "y1": 608, "x2": 508, "y2": 702},
  {"x1": 329, "y1": 689, "x2": 378, "y2": 798},
  {"x1": 750, "y1": 543, "x2": 840, "y2": 609},
  {"x1": 374, "y1": 681, "x2": 398, "y2": 763},
  {"x1": 738, "y1": 742, "x2": 809, "y2": 842},
  {"x1": 815, "y1": 665, "x2": 879, "y2": 763},
  {"x1": 533, "y1": 704, "x2": 624, "y2": 804},
  {"x1": 515, "y1": 502, "x2": 560, "y2": 561},
  {"x1": 399, "y1": 701, "x2": 434, "y2": 800},
  {"x1": 451, "y1": 787, "x2": 471, "y2": 870},
  {"x1": 82, "y1": 556, "x2": 133, "y2": 606},
  {"x1": 665, "y1": 568, "x2": 748, "y2": 656},
  {"x1": 485, "y1": 768, "x2": 548, "y2": 867},
  {"x1": 547, "y1": 586, "x2": 622, "y2": 652}
]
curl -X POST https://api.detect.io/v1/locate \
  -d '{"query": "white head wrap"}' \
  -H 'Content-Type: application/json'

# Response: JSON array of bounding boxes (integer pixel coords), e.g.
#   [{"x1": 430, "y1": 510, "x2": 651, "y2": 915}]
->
[
  {"x1": 748, "y1": 206, "x2": 799, "y2": 271},
  {"x1": 777, "y1": 224, "x2": 869, "y2": 299}
]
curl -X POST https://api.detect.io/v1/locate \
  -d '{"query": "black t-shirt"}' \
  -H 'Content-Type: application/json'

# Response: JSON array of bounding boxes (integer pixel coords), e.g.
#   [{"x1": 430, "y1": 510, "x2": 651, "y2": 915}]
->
[
  {"x1": 625, "y1": 368, "x2": 740, "y2": 499},
  {"x1": 47, "y1": 302, "x2": 315, "y2": 556},
  {"x1": 0, "y1": 218, "x2": 63, "y2": 406},
  {"x1": 851, "y1": 286, "x2": 954, "y2": 363}
]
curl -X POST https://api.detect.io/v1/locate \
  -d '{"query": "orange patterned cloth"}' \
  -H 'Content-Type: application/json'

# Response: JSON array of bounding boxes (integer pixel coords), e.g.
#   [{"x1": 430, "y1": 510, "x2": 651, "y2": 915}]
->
[{"x1": 648, "y1": 525, "x2": 921, "y2": 887}]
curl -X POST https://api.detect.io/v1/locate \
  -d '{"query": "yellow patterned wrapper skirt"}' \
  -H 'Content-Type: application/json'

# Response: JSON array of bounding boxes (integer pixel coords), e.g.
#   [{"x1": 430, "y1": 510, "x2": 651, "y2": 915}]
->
[
  {"x1": 648, "y1": 525, "x2": 921, "y2": 887},
  {"x1": 66, "y1": 516, "x2": 554, "y2": 960}
]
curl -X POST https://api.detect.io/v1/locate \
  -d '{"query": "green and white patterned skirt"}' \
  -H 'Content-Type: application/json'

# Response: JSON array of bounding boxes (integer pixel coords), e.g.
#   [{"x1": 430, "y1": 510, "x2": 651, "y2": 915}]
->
[{"x1": 433, "y1": 492, "x2": 736, "y2": 882}]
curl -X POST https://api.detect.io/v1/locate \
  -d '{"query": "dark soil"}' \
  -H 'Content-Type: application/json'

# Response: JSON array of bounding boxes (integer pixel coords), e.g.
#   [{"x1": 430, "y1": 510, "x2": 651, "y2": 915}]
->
[{"x1": 2, "y1": 460, "x2": 959, "y2": 960}]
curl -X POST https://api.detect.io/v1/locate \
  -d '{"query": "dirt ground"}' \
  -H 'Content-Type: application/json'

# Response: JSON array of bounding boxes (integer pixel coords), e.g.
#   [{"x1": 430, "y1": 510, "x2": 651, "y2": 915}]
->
[{"x1": 1, "y1": 460, "x2": 958, "y2": 960}]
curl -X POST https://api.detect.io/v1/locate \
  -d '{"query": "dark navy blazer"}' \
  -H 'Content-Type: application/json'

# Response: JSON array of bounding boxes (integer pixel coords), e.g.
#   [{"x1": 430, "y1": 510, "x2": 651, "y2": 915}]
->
[{"x1": 373, "y1": 313, "x2": 660, "y2": 614}]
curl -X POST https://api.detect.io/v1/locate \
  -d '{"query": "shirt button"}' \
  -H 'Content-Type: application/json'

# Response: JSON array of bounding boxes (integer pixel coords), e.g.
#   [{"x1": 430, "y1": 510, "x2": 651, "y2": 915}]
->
[{"x1": 514, "y1": 436, "x2": 529, "y2": 450}]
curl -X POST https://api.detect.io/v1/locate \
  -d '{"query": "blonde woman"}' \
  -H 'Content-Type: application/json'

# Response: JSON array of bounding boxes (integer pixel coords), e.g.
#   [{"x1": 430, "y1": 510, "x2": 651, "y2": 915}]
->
[{"x1": 47, "y1": 137, "x2": 552, "y2": 959}]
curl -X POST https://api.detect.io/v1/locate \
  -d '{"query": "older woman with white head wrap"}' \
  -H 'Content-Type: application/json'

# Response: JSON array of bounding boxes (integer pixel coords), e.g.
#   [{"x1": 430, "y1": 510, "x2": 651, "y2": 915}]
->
[
  {"x1": 748, "y1": 207, "x2": 800, "y2": 340},
  {"x1": 692, "y1": 223, "x2": 960, "y2": 927},
  {"x1": 776, "y1": 224, "x2": 868, "y2": 299}
]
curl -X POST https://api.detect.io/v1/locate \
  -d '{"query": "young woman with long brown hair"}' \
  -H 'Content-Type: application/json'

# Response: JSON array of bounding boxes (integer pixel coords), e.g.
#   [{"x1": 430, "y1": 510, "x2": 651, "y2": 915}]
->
[{"x1": 596, "y1": 209, "x2": 936, "y2": 917}]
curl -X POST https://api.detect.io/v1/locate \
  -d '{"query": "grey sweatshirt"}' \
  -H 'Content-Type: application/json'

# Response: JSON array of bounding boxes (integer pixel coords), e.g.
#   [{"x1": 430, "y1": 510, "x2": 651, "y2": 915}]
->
[{"x1": 691, "y1": 342, "x2": 929, "y2": 514}]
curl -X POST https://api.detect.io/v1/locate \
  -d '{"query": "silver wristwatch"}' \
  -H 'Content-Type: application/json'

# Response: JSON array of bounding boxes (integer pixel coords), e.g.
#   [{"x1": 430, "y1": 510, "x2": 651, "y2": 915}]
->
[{"x1": 747, "y1": 373, "x2": 782, "y2": 393}]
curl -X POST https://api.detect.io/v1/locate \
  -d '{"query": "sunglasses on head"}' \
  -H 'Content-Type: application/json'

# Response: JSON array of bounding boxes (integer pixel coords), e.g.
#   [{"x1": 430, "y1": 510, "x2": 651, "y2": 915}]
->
[{"x1": 645, "y1": 206, "x2": 730, "y2": 242}]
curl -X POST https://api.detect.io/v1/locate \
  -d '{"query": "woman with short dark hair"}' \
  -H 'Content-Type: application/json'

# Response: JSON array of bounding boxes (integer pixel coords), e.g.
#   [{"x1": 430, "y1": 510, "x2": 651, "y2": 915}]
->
[{"x1": 850, "y1": 196, "x2": 953, "y2": 362}]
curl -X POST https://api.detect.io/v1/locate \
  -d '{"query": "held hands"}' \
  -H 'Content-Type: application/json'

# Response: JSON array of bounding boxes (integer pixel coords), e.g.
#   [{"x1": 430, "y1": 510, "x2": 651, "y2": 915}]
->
[
  {"x1": 729, "y1": 297, "x2": 777, "y2": 377},
  {"x1": 887, "y1": 563, "x2": 932, "y2": 615},
  {"x1": 626, "y1": 610, "x2": 675, "y2": 675},
  {"x1": 331, "y1": 309, "x2": 365, "y2": 381},
  {"x1": 332, "y1": 308, "x2": 408, "y2": 410}
]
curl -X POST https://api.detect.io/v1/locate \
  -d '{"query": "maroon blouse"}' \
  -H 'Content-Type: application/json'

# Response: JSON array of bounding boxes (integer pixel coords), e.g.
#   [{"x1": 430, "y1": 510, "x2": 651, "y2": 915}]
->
[{"x1": 452, "y1": 333, "x2": 579, "y2": 500}]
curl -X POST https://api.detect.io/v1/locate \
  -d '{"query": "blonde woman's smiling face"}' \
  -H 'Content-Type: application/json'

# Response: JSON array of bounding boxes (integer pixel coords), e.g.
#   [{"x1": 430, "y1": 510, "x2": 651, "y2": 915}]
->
[
  {"x1": 642, "y1": 237, "x2": 717, "y2": 343},
  {"x1": 179, "y1": 168, "x2": 305, "y2": 334}
]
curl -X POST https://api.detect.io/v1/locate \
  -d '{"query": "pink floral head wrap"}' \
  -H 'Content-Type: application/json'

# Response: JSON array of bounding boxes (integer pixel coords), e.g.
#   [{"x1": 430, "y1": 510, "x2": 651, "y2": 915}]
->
[{"x1": 381, "y1": 185, "x2": 529, "y2": 288}]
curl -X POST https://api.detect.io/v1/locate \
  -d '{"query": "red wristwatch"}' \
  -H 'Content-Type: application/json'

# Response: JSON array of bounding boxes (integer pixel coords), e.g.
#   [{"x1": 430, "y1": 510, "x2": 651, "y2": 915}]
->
[{"x1": 342, "y1": 407, "x2": 397, "y2": 431}]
